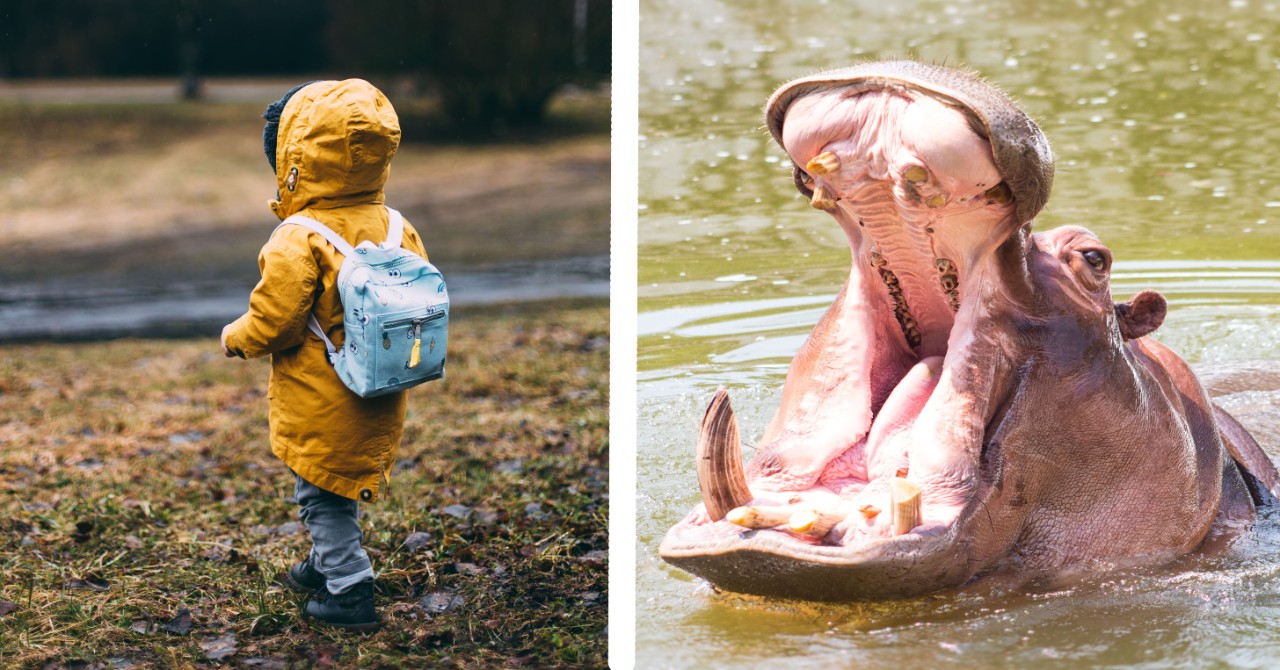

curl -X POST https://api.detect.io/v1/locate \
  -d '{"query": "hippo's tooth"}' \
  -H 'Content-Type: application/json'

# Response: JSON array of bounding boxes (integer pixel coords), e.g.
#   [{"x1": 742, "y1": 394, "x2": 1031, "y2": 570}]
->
[
  {"x1": 903, "y1": 164, "x2": 929, "y2": 183},
  {"x1": 726, "y1": 505, "x2": 791, "y2": 529},
  {"x1": 789, "y1": 508, "x2": 843, "y2": 537},
  {"x1": 891, "y1": 477, "x2": 922, "y2": 535},
  {"x1": 806, "y1": 151, "x2": 841, "y2": 176},
  {"x1": 925, "y1": 193, "x2": 947, "y2": 209},
  {"x1": 696, "y1": 388, "x2": 753, "y2": 521},
  {"x1": 811, "y1": 183, "x2": 838, "y2": 211}
]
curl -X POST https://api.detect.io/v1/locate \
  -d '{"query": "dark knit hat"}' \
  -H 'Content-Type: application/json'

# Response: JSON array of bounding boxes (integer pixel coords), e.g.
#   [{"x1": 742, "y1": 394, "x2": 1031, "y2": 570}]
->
[{"x1": 262, "y1": 81, "x2": 318, "y2": 172}]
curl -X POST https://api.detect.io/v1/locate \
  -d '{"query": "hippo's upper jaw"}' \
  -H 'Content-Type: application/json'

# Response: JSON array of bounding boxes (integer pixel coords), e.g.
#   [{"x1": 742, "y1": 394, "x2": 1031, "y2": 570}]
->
[{"x1": 660, "y1": 62, "x2": 1265, "y2": 601}]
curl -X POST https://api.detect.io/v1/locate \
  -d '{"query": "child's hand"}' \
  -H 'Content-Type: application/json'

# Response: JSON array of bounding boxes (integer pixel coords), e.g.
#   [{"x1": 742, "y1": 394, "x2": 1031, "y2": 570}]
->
[{"x1": 221, "y1": 324, "x2": 236, "y2": 358}]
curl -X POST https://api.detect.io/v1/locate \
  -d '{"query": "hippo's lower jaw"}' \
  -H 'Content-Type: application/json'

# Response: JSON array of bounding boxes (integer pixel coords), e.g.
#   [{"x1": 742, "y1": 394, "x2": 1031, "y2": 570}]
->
[
  {"x1": 660, "y1": 385, "x2": 979, "y2": 601},
  {"x1": 658, "y1": 357, "x2": 988, "y2": 602},
  {"x1": 659, "y1": 502, "x2": 970, "y2": 601}
]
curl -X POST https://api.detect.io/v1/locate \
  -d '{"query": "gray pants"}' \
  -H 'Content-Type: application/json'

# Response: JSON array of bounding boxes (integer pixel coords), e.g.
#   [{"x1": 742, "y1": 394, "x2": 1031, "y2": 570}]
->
[{"x1": 294, "y1": 473, "x2": 375, "y2": 595}]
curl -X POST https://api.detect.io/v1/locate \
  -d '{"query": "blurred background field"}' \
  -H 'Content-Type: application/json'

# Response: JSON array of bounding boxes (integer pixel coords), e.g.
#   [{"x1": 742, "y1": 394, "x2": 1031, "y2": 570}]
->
[
  {"x1": 0, "y1": 0, "x2": 611, "y2": 341},
  {"x1": 0, "y1": 2, "x2": 611, "y2": 667}
]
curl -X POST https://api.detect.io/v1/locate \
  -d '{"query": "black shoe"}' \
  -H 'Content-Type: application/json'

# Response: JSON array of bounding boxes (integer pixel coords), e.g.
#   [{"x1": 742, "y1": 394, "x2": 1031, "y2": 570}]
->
[
  {"x1": 304, "y1": 580, "x2": 379, "y2": 633},
  {"x1": 278, "y1": 555, "x2": 326, "y2": 594}
]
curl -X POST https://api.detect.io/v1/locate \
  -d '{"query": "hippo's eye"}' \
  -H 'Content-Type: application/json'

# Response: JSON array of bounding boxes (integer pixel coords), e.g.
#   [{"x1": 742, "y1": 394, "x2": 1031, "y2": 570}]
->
[{"x1": 1082, "y1": 249, "x2": 1107, "y2": 271}]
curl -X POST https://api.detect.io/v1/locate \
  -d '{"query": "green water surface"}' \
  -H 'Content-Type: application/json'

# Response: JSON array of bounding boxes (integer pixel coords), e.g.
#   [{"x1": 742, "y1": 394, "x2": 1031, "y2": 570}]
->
[{"x1": 638, "y1": 0, "x2": 1280, "y2": 667}]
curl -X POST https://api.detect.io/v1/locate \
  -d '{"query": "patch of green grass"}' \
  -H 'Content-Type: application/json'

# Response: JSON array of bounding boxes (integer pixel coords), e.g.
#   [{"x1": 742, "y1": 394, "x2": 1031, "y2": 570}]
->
[{"x1": 0, "y1": 302, "x2": 608, "y2": 668}]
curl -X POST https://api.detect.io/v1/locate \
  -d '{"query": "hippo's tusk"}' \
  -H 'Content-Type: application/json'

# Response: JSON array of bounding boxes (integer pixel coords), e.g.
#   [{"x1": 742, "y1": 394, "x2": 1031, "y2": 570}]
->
[
  {"x1": 789, "y1": 508, "x2": 843, "y2": 537},
  {"x1": 696, "y1": 388, "x2": 753, "y2": 521},
  {"x1": 810, "y1": 183, "x2": 838, "y2": 211},
  {"x1": 891, "y1": 477, "x2": 922, "y2": 535},
  {"x1": 726, "y1": 505, "x2": 791, "y2": 529},
  {"x1": 805, "y1": 151, "x2": 841, "y2": 176}
]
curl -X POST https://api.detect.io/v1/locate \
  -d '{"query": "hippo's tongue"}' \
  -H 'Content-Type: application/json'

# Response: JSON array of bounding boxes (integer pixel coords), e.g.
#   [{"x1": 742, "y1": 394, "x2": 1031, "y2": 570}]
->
[{"x1": 863, "y1": 356, "x2": 943, "y2": 481}]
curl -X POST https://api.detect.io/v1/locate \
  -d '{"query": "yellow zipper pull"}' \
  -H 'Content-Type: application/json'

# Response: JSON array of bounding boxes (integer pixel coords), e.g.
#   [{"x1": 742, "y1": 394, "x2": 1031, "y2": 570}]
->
[{"x1": 409, "y1": 321, "x2": 422, "y2": 368}]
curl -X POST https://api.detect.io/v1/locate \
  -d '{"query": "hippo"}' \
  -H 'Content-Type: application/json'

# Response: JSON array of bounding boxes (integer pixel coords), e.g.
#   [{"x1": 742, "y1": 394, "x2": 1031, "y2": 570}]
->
[{"x1": 659, "y1": 60, "x2": 1280, "y2": 601}]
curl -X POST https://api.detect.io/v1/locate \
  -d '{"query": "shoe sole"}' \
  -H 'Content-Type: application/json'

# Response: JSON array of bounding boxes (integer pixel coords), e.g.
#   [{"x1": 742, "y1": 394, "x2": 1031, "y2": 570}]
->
[{"x1": 303, "y1": 612, "x2": 382, "y2": 633}]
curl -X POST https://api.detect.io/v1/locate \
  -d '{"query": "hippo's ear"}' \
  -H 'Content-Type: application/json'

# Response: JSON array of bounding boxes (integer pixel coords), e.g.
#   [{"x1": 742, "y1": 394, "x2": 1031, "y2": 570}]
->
[{"x1": 1115, "y1": 290, "x2": 1167, "y2": 340}]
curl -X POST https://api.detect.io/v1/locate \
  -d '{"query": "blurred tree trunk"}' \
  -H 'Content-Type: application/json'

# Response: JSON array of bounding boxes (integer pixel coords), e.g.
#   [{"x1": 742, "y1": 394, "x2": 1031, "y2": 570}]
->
[
  {"x1": 574, "y1": 0, "x2": 588, "y2": 71},
  {"x1": 177, "y1": 0, "x2": 202, "y2": 100}
]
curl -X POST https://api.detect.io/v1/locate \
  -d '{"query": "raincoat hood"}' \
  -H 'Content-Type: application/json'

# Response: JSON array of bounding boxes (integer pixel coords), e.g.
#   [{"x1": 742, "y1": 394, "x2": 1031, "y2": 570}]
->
[{"x1": 269, "y1": 79, "x2": 401, "y2": 219}]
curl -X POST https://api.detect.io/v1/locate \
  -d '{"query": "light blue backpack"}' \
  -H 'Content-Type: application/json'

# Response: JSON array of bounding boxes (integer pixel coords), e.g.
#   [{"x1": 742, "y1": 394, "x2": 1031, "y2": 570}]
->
[{"x1": 277, "y1": 207, "x2": 448, "y2": 397}]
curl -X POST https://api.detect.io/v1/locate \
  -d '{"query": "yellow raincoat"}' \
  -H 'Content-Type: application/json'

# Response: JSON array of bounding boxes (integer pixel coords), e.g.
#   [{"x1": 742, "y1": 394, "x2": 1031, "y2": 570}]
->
[{"x1": 224, "y1": 79, "x2": 427, "y2": 502}]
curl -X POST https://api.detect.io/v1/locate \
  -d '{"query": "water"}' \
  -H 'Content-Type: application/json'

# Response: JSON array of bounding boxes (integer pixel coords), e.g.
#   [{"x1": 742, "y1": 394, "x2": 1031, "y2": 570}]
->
[{"x1": 637, "y1": 0, "x2": 1280, "y2": 666}]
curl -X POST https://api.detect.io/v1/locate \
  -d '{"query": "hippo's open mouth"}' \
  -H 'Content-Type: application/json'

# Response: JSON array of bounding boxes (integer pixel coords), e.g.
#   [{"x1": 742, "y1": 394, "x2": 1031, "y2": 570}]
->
[{"x1": 660, "y1": 62, "x2": 1056, "y2": 600}]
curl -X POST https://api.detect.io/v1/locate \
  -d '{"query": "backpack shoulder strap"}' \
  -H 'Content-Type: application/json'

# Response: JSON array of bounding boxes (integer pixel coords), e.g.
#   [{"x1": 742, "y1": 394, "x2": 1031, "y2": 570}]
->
[
  {"x1": 275, "y1": 214, "x2": 357, "y2": 258},
  {"x1": 273, "y1": 215, "x2": 347, "y2": 357},
  {"x1": 306, "y1": 314, "x2": 338, "y2": 357},
  {"x1": 383, "y1": 206, "x2": 405, "y2": 250}
]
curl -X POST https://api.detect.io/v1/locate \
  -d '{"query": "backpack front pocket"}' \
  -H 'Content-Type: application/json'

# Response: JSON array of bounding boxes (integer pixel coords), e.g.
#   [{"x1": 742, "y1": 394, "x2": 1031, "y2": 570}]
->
[{"x1": 376, "y1": 310, "x2": 448, "y2": 388}]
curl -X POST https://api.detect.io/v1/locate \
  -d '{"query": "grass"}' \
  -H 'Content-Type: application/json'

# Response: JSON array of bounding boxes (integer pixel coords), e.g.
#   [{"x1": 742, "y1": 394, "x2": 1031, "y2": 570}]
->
[{"x1": 0, "y1": 301, "x2": 608, "y2": 668}]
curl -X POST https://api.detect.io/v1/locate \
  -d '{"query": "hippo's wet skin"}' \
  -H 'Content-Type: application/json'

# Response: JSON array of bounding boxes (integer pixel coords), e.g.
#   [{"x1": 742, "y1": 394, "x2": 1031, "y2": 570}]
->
[{"x1": 659, "y1": 61, "x2": 1280, "y2": 601}]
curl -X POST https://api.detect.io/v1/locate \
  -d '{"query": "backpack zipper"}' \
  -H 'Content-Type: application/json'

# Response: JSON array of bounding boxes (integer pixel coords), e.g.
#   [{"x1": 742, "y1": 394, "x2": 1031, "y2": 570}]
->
[
  {"x1": 383, "y1": 312, "x2": 444, "y2": 368},
  {"x1": 382, "y1": 311, "x2": 446, "y2": 329}
]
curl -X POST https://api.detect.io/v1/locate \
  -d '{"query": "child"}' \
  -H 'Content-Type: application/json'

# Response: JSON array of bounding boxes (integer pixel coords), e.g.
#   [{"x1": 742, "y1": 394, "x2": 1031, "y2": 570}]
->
[{"x1": 221, "y1": 79, "x2": 429, "y2": 632}]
